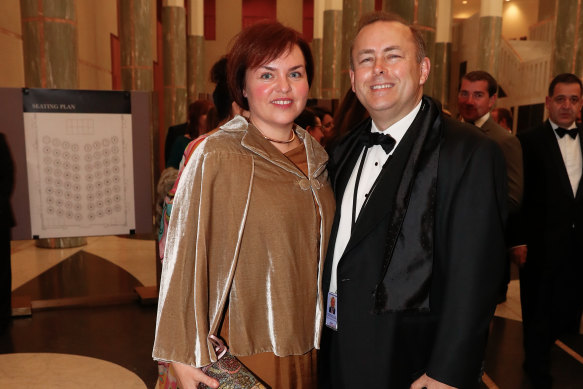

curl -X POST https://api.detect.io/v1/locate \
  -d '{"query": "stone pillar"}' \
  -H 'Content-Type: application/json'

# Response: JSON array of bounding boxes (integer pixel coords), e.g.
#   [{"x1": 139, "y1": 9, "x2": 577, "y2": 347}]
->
[
  {"x1": 20, "y1": 0, "x2": 78, "y2": 88},
  {"x1": 21, "y1": 0, "x2": 85, "y2": 248},
  {"x1": 340, "y1": 0, "x2": 375, "y2": 97},
  {"x1": 187, "y1": 0, "x2": 205, "y2": 102},
  {"x1": 383, "y1": 0, "x2": 436, "y2": 97},
  {"x1": 162, "y1": 0, "x2": 188, "y2": 130},
  {"x1": 478, "y1": 0, "x2": 503, "y2": 78},
  {"x1": 434, "y1": 0, "x2": 452, "y2": 109},
  {"x1": 119, "y1": 0, "x2": 154, "y2": 91},
  {"x1": 321, "y1": 0, "x2": 342, "y2": 99},
  {"x1": 311, "y1": 0, "x2": 324, "y2": 98},
  {"x1": 553, "y1": 0, "x2": 583, "y2": 78}
]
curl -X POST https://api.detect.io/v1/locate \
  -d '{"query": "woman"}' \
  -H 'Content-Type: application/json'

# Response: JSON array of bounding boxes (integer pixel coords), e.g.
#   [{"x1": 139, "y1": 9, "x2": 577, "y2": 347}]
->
[
  {"x1": 166, "y1": 99, "x2": 213, "y2": 169},
  {"x1": 153, "y1": 22, "x2": 335, "y2": 389},
  {"x1": 311, "y1": 106, "x2": 335, "y2": 140},
  {"x1": 295, "y1": 108, "x2": 324, "y2": 144}
]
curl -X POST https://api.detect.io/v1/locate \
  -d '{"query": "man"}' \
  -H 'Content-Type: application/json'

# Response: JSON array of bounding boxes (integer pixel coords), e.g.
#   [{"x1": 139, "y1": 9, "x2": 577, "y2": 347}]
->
[
  {"x1": 509, "y1": 73, "x2": 583, "y2": 388},
  {"x1": 491, "y1": 107, "x2": 513, "y2": 133},
  {"x1": 319, "y1": 12, "x2": 507, "y2": 389},
  {"x1": 0, "y1": 133, "x2": 14, "y2": 333},
  {"x1": 458, "y1": 71, "x2": 523, "y2": 214}
]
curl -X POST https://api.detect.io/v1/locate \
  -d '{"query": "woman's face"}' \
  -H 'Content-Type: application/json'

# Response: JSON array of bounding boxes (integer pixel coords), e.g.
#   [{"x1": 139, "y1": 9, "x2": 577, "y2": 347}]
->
[
  {"x1": 321, "y1": 113, "x2": 334, "y2": 136},
  {"x1": 243, "y1": 45, "x2": 309, "y2": 132}
]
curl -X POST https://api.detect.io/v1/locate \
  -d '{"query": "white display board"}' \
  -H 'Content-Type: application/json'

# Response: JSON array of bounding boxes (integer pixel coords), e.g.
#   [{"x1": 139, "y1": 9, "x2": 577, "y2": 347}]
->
[{"x1": 22, "y1": 89, "x2": 136, "y2": 238}]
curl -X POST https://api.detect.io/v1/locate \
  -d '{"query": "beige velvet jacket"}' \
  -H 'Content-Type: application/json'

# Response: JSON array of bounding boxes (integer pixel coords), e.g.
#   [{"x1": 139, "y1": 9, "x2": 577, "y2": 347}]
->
[{"x1": 153, "y1": 115, "x2": 335, "y2": 367}]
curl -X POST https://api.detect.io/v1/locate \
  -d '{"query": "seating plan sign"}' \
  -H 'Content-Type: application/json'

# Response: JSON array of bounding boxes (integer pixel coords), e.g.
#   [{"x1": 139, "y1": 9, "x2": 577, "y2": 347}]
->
[{"x1": 23, "y1": 89, "x2": 136, "y2": 238}]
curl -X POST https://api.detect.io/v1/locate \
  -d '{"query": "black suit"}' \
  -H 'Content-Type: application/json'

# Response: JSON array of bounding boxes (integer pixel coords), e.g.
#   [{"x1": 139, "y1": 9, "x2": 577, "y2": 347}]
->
[
  {"x1": 319, "y1": 97, "x2": 507, "y2": 389},
  {"x1": 511, "y1": 120, "x2": 583, "y2": 384},
  {"x1": 0, "y1": 133, "x2": 15, "y2": 322}
]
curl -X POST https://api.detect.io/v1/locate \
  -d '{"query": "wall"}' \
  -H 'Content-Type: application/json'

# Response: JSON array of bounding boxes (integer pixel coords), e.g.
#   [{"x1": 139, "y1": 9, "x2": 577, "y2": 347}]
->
[
  {"x1": 277, "y1": 0, "x2": 303, "y2": 33},
  {"x1": 502, "y1": 0, "x2": 539, "y2": 40},
  {"x1": 77, "y1": 0, "x2": 118, "y2": 90},
  {"x1": 538, "y1": 0, "x2": 555, "y2": 21},
  {"x1": 204, "y1": 0, "x2": 242, "y2": 92},
  {"x1": 0, "y1": 0, "x2": 24, "y2": 87}
]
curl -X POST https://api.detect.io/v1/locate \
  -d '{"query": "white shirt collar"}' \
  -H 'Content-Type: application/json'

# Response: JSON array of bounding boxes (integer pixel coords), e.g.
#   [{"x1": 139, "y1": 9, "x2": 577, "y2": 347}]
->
[
  {"x1": 370, "y1": 100, "x2": 423, "y2": 147},
  {"x1": 461, "y1": 112, "x2": 489, "y2": 128},
  {"x1": 548, "y1": 119, "x2": 577, "y2": 130}
]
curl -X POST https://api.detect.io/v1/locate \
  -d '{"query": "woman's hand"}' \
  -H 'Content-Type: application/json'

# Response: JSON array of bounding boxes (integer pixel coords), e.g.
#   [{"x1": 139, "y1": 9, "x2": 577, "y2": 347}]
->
[{"x1": 171, "y1": 362, "x2": 219, "y2": 389}]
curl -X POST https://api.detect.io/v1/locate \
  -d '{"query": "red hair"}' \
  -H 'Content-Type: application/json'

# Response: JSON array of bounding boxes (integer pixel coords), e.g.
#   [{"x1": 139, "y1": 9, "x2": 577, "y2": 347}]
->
[{"x1": 227, "y1": 21, "x2": 314, "y2": 111}]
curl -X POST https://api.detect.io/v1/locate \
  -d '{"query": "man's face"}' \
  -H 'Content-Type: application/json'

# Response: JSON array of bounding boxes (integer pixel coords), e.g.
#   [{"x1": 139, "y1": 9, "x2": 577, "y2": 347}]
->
[
  {"x1": 546, "y1": 82, "x2": 583, "y2": 128},
  {"x1": 349, "y1": 21, "x2": 429, "y2": 129},
  {"x1": 458, "y1": 79, "x2": 496, "y2": 123}
]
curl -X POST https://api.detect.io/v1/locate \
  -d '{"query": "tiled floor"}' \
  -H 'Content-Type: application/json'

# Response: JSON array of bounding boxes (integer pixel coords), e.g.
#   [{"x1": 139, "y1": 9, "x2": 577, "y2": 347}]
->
[{"x1": 1, "y1": 236, "x2": 583, "y2": 388}]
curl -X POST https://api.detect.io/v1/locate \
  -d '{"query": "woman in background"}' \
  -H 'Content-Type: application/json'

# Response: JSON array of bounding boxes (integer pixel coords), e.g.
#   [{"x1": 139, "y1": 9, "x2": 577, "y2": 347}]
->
[
  {"x1": 165, "y1": 99, "x2": 213, "y2": 169},
  {"x1": 295, "y1": 107, "x2": 324, "y2": 144},
  {"x1": 153, "y1": 22, "x2": 335, "y2": 389}
]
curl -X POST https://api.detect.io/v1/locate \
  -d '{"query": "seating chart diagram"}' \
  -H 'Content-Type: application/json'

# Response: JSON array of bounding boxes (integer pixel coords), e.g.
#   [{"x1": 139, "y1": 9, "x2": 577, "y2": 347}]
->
[{"x1": 24, "y1": 112, "x2": 135, "y2": 238}]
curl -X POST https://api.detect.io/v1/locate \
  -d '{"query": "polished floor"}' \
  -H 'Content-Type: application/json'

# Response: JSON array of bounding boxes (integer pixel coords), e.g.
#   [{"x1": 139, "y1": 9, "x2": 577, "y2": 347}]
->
[{"x1": 1, "y1": 236, "x2": 582, "y2": 388}]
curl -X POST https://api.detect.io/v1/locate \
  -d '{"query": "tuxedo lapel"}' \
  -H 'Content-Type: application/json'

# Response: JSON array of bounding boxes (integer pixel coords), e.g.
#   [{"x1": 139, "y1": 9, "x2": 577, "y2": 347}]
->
[
  {"x1": 343, "y1": 127, "x2": 415, "y2": 254},
  {"x1": 544, "y1": 121, "x2": 576, "y2": 199},
  {"x1": 575, "y1": 124, "x2": 583, "y2": 200}
]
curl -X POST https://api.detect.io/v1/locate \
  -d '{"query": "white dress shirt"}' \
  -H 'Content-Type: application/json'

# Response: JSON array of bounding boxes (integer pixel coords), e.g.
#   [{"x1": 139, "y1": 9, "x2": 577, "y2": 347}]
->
[
  {"x1": 328, "y1": 101, "x2": 422, "y2": 294},
  {"x1": 549, "y1": 119, "x2": 582, "y2": 196}
]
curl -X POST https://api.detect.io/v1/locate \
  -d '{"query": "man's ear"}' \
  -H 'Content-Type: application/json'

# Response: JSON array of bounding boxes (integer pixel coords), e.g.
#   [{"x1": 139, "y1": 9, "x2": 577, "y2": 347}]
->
[
  {"x1": 350, "y1": 69, "x2": 356, "y2": 92},
  {"x1": 419, "y1": 57, "x2": 430, "y2": 85}
]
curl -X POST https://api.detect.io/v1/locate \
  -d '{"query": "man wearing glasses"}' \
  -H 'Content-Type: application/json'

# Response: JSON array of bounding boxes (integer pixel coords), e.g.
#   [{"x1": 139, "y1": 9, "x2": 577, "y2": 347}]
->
[{"x1": 510, "y1": 73, "x2": 583, "y2": 388}]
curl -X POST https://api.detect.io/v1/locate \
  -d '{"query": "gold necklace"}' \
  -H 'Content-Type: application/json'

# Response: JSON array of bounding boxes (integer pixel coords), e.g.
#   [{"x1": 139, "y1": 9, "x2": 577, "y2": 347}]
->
[{"x1": 253, "y1": 122, "x2": 296, "y2": 144}]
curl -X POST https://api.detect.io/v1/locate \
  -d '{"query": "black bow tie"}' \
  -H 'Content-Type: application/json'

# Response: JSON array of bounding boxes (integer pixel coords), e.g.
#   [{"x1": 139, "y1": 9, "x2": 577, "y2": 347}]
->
[
  {"x1": 555, "y1": 127, "x2": 578, "y2": 139},
  {"x1": 360, "y1": 131, "x2": 396, "y2": 154}
]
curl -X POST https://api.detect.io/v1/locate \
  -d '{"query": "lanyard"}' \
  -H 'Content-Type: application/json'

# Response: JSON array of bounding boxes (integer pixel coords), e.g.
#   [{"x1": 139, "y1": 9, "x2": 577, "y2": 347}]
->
[
  {"x1": 351, "y1": 147, "x2": 392, "y2": 232},
  {"x1": 351, "y1": 148, "x2": 368, "y2": 232}
]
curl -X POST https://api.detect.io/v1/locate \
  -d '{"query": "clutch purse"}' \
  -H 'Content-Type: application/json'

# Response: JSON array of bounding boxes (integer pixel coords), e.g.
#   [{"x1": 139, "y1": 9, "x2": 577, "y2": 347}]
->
[{"x1": 198, "y1": 336, "x2": 267, "y2": 389}]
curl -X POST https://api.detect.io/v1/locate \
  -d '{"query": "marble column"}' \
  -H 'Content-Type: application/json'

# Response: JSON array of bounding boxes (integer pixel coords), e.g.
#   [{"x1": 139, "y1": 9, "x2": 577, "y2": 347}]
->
[
  {"x1": 321, "y1": 0, "x2": 343, "y2": 99},
  {"x1": 162, "y1": 0, "x2": 188, "y2": 130},
  {"x1": 187, "y1": 0, "x2": 205, "y2": 102},
  {"x1": 434, "y1": 0, "x2": 452, "y2": 110},
  {"x1": 21, "y1": 0, "x2": 85, "y2": 248},
  {"x1": 20, "y1": 0, "x2": 78, "y2": 89},
  {"x1": 553, "y1": 0, "x2": 583, "y2": 78},
  {"x1": 478, "y1": 0, "x2": 503, "y2": 78},
  {"x1": 383, "y1": 0, "x2": 436, "y2": 97},
  {"x1": 119, "y1": 0, "x2": 154, "y2": 91},
  {"x1": 311, "y1": 0, "x2": 324, "y2": 98},
  {"x1": 340, "y1": 0, "x2": 375, "y2": 97}
]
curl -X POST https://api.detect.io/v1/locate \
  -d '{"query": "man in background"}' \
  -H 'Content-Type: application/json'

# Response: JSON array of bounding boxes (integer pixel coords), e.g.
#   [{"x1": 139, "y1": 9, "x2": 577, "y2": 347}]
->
[
  {"x1": 510, "y1": 73, "x2": 583, "y2": 388},
  {"x1": 0, "y1": 133, "x2": 15, "y2": 333},
  {"x1": 458, "y1": 70, "x2": 523, "y2": 214}
]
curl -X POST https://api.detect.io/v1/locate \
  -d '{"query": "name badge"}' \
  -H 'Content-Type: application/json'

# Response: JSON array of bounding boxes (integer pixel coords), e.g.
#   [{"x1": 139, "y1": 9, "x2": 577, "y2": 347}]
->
[{"x1": 325, "y1": 292, "x2": 338, "y2": 331}]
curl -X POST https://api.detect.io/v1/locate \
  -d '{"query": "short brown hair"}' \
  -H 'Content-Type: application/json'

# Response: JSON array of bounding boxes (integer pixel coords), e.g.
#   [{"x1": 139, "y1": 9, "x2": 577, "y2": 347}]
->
[
  {"x1": 227, "y1": 22, "x2": 314, "y2": 111},
  {"x1": 462, "y1": 71, "x2": 498, "y2": 97},
  {"x1": 350, "y1": 11, "x2": 427, "y2": 69},
  {"x1": 548, "y1": 73, "x2": 583, "y2": 97}
]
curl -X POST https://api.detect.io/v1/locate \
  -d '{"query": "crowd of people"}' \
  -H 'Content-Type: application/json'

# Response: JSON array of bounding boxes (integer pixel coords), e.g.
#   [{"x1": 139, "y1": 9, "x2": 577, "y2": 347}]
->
[{"x1": 152, "y1": 11, "x2": 582, "y2": 389}]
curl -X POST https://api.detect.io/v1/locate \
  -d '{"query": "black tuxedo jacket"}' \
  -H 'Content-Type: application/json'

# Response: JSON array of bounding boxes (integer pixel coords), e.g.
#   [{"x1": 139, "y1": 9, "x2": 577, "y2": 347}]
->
[
  {"x1": 319, "y1": 97, "x2": 507, "y2": 389},
  {"x1": 510, "y1": 121, "x2": 583, "y2": 323},
  {"x1": 0, "y1": 133, "x2": 14, "y2": 231}
]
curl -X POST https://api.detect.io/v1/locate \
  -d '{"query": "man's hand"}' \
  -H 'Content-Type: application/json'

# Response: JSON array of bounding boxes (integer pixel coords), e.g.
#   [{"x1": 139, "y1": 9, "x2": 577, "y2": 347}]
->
[
  {"x1": 410, "y1": 373, "x2": 457, "y2": 389},
  {"x1": 509, "y1": 245, "x2": 528, "y2": 267},
  {"x1": 171, "y1": 361, "x2": 219, "y2": 389}
]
